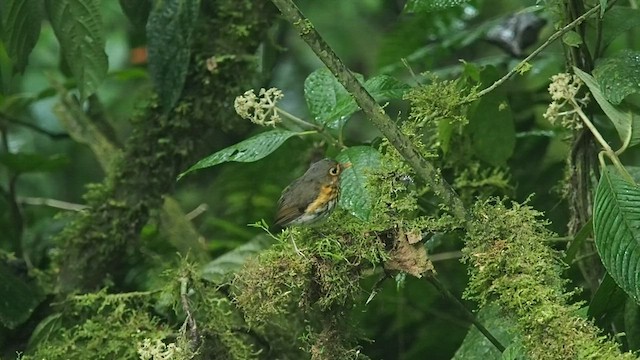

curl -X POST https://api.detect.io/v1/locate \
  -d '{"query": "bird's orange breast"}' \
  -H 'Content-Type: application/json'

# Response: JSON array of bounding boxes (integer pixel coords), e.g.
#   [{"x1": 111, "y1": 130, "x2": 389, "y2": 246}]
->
[{"x1": 305, "y1": 184, "x2": 338, "y2": 214}]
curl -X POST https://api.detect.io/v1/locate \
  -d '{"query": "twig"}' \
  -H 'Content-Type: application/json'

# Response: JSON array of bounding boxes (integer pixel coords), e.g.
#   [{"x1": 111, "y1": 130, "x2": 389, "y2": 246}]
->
[
  {"x1": 429, "y1": 251, "x2": 463, "y2": 262},
  {"x1": 571, "y1": 99, "x2": 633, "y2": 182},
  {"x1": 180, "y1": 276, "x2": 200, "y2": 351},
  {"x1": 270, "y1": 0, "x2": 469, "y2": 224},
  {"x1": 185, "y1": 203, "x2": 209, "y2": 221},
  {"x1": 472, "y1": 4, "x2": 603, "y2": 100},
  {"x1": 276, "y1": 107, "x2": 345, "y2": 148},
  {"x1": 427, "y1": 276, "x2": 506, "y2": 352},
  {"x1": 366, "y1": 272, "x2": 388, "y2": 305},
  {"x1": 0, "y1": 112, "x2": 70, "y2": 139},
  {"x1": 19, "y1": 197, "x2": 88, "y2": 211}
]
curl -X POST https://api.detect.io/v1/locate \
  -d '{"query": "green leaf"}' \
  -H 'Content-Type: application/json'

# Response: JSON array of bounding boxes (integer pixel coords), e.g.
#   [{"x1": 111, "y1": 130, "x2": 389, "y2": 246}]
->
[
  {"x1": 601, "y1": 7, "x2": 640, "y2": 49},
  {"x1": 562, "y1": 31, "x2": 583, "y2": 47},
  {"x1": 304, "y1": 68, "x2": 409, "y2": 129},
  {"x1": 563, "y1": 218, "x2": 593, "y2": 264},
  {"x1": 178, "y1": 129, "x2": 300, "y2": 179},
  {"x1": 593, "y1": 168, "x2": 640, "y2": 304},
  {"x1": 574, "y1": 66, "x2": 640, "y2": 149},
  {"x1": 27, "y1": 313, "x2": 62, "y2": 351},
  {"x1": 600, "y1": 0, "x2": 607, "y2": 17},
  {"x1": 593, "y1": 49, "x2": 640, "y2": 105},
  {"x1": 438, "y1": 118, "x2": 455, "y2": 154},
  {"x1": 468, "y1": 94, "x2": 515, "y2": 166},
  {"x1": 625, "y1": 297, "x2": 640, "y2": 351},
  {"x1": 404, "y1": 0, "x2": 470, "y2": 13},
  {"x1": 335, "y1": 146, "x2": 382, "y2": 221},
  {"x1": 324, "y1": 75, "x2": 409, "y2": 127},
  {"x1": 146, "y1": 0, "x2": 200, "y2": 112},
  {"x1": 0, "y1": 263, "x2": 44, "y2": 329},
  {"x1": 625, "y1": 165, "x2": 640, "y2": 183},
  {"x1": 0, "y1": 153, "x2": 69, "y2": 174},
  {"x1": 1, "y1": 0, "x2": 43, "y2": 72},
  {"x1": 45, "y1": 0, "x2": 108, "y2": 98},
  {"x1": 118, "y1": 0, "x2": 151, "y2": 28},
  {"x1": 304, "y1": 68, "x2": 347, "y2": 124},
  {"x1": 587, "y1": 272, "x2": 627, "y2": 320},
  {"x1": 201, "y1": 235, "x2": 274, "y2": 283},
  {"x1": 453, "y1": 304, "x2": 519, "y2": 360}
]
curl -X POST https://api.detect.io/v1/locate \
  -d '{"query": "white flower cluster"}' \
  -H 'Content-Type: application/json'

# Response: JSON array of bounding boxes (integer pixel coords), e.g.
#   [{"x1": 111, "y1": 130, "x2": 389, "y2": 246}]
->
[
  {"x1": 137, "y1": 338, "x2": 184, "y2": 360},
  {"x1": 234, "y1": 88, "x2": 284, "y2": 127},
  {"x1": 543, "y1": 73, "x2": 589, "y2": 130}
]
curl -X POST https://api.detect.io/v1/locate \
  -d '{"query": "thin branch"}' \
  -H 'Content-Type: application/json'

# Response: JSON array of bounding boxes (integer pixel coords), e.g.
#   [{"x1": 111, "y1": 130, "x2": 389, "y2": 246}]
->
[
  {"x1": 571, "y1": 99, "x2": 633, "y2": 182},
  {"x1": 270, "y1": 0, "x2": 469, "y2": 224},
  {"x1": 180, "y1": 276, "x2": 200, "y2": 351},
  {"x1": 429, "y1": 251, "x2": 463, "y2": 262},
  {"x1": 19, "y1": 197, "x2": 88, "y2": 211},
  {"x1": 472, "y1": 4, "x2": 602, "y2": 100},
  {"x1": 276, "y1": 107, "x2": 345, "y2": 148},
  {"x1": 185, "y1": 203, "x2": 209, "y2": 221},
  {"x1": 427, "y1": 276, "x2": 506, "y2": 352},
  {"x1": 0, "y1": 112, "x2": 70, "y2": 140}
]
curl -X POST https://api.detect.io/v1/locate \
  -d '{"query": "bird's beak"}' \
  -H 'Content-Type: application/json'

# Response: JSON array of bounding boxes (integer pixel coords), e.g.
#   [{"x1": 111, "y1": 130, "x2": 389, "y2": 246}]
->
[{"x1": 341, "y1": 162, "x2": 352, "y2": 169}]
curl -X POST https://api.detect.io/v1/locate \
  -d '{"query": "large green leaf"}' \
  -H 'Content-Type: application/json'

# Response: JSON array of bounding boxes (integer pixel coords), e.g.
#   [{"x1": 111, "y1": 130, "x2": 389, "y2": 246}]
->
[
  {"x1": 304, "y1": 68, "x2": 409, "y2": 129},
  {"x1": 201, "y1": 235, "x2": 274, "y2": 283},
  {"x1": 0, "y1": 262, "x2": 44, "y2": 329},
  {"x1": 404, "y1": 0, "x2": 470, "y2": 12},
  {"x1": 467, "y1": 92, "x2": 515, "y2": 166},
  {"x1": 0, "y1": 153, "x2": 69, "y2": 174},
  {"x1": 335, "y1": 146, "x2": 382, "y2": 221},
  {"x1": 146, "y1": 0, "x2": 200, "y2": 111},
  {"x1": 178, "y1": 129, "x2": 300, "y2": 179},
  {"x1": 593, "y1": 168, "x2": 640, "y2": 304},
  {"x1": 465, "y1": 66, "x2": 515, "y2": 166},
  {"x1": 599, "y1": 0, "x2": 608, "y2": 17},
  {"x1": 593, "y1": 49, "x2": 640, "y2": 105},
  {"x1": 626, "y1": 298, "x2": 640, "y2": 351},
  {"x1": 452, "y1": 304, "x2": 519, "y2": 360},
  {"x1": 574, "y1": 67, "x2": 640, "y2": 149},
  {"x1": 304, "y1": 68, "x2": 348, "y2": 124},
  {"x1": 2, "y1": 0, "x2": 43, "y2": 72},
  {"x1": 587, "y1": 272, "x2": 627, "y2": 320},
  {"x1": 601, "y1": 7, "x2": 640, "y2": 50},
  {"x1": 45, "y1": 0, "x2": 107, "y2": 98},
  {"x1": 118, "y1": 0, "x2": 151, "y2": 28}
]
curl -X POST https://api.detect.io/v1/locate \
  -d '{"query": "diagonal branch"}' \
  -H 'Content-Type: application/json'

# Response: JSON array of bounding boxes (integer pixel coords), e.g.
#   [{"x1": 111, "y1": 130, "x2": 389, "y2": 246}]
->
[{"x1": 270, "y1": 0, "x2": 468, "y2": 224}]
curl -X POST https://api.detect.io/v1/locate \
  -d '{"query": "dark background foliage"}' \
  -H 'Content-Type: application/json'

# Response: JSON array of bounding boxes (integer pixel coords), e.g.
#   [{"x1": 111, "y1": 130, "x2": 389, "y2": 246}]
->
[{"x1": 2, "y1": 0, "x2": 640, "y2": 359}]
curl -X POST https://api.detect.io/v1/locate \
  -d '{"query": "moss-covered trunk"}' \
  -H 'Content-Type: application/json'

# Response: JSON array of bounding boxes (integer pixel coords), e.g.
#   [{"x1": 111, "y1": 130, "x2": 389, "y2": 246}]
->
[{"x1": 56, "y1": 0, "x2": 276, "y2": 293}]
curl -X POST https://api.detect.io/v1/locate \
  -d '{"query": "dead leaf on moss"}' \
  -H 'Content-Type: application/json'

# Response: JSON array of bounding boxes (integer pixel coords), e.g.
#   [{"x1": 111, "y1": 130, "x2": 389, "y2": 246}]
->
[{"x1": 384, "y1": 228, "x2": 434, "y2": 278}]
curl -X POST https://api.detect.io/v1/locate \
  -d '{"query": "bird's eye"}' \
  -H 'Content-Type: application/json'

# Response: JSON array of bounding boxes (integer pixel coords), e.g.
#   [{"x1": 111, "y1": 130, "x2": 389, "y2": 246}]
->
[{"x1": 329, "y1": 166, "x2": 340, "y2": 176}]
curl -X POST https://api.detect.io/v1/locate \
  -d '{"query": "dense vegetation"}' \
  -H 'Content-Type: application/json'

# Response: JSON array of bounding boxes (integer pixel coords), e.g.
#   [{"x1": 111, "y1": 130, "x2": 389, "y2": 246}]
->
[{"x1": 2, "y1": 0, "x2": 640, "y2": 359}]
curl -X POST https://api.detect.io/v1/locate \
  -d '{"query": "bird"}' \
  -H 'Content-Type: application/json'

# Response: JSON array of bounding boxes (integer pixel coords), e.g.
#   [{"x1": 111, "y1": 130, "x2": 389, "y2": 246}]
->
[{"x1": 274, "y1": 158, "x2": 347, "y2": 254}]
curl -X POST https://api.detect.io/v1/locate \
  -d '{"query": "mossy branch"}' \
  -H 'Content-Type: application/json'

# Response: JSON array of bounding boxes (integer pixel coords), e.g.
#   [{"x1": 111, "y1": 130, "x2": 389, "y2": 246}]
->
[
  {"x1": 465, "y1": 200, "x2": 636, "y2": 359},
  {"x1": 270, "y1": 0, "x2": 468, "y2": 224}
]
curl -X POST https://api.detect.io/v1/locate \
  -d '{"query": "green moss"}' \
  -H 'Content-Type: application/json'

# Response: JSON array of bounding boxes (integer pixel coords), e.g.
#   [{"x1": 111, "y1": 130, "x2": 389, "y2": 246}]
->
[
  {"x1": 463, "y1": 199, "x2": 635, "y2": 359},
  {"x1": 304, "y1": 322, "x2": 368, "y2": 360},
  {"x1": 55, "y1": 0, "x2": 277, "y2": 293},
  {"x1": 233, "y1": 247, "x2": 311, "y2": 327},
  {"x1": 23, "y1": 290, "x2": 172, "y2": 360},
  {"x1": 404, "y1": 76, "x2": 472, "y2": 131},
  {"x1": 28, "y1": 259, "x2": 263, "y2": 360},
  {"x1": 453, "y1": 162, "x2": 512, "y2": 203}
]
